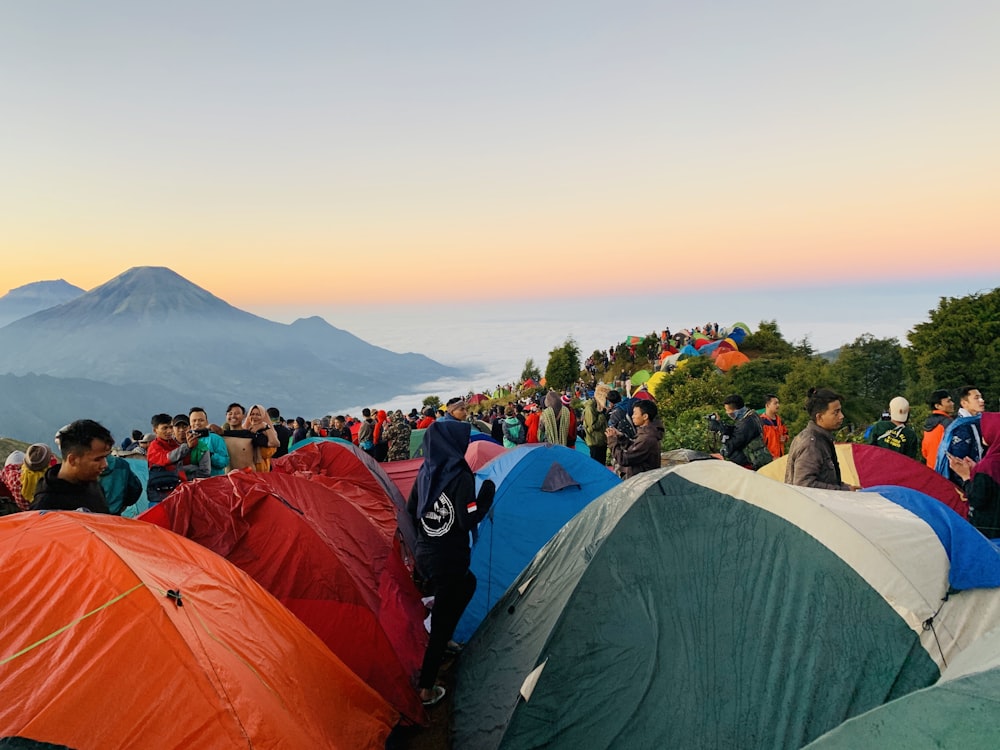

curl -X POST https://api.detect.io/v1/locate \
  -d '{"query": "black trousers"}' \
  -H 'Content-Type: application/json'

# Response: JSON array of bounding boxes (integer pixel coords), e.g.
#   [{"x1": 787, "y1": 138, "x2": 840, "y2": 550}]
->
[
  {"x1": 589, "y1": 444, "x2": 608, "y2": 465},
  {"x1": 418, "y1": 569, "x2": 476, "y2": 689}
]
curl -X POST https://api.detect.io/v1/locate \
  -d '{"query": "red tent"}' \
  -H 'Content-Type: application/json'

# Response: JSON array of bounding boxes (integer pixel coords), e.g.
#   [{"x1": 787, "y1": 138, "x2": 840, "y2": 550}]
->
[
  {"x1": 273, "y1": 440, "x2": 417, "y2": 556},
  {"x1": 383, "y1": 457, "x2": 424, "y2": 502},
  {"x1": 466, "y1": 440, "x2": 507, "y2": 472},
  {"x1": 141, "y1": 471, "x2": 429, "y2": 724},
  {"x1": 469, "y1": 393, "x2": 489, "y2": 405},
  {"x1": 0, "y1": 512, "x2": 396, "y2": 748}
]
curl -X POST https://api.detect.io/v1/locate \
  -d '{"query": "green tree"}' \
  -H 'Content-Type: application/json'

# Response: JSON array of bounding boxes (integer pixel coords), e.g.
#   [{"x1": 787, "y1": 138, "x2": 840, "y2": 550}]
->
[
  {"x1": 740, "y1": 320, "x2": 796, "y2": 357},
  {"x1": 828, "y1": 333, "x2": 903, "y2": 423},
  {"x1": 422, "y1": 395, "x2": 441, "y2": 411},
  {"x1": 777, "y1": 356, "x2": 836, "y2": 436},
  {"x1": 520, "y1": 358, "x2": 542, "y2": 383},
  {"x1": 904, "y1": 288, "x2": 1000, "y2": 407},
  {"x1": 726, "y1": 358, "x2": 796, "y2": 409},
  {"x1": 544, "y1": 339, "x2": 582, "y2": 392}
]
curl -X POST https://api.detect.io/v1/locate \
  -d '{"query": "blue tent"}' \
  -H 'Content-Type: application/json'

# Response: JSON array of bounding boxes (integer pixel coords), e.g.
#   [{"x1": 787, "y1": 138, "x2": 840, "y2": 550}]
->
[{"x1": 453, "y1": 444, "x2": 621, "y2": 642}]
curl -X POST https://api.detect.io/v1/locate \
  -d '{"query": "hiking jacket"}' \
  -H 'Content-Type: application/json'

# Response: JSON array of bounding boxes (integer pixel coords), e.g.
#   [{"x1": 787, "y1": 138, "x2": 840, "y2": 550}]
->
[
  {"x1": 964, "y1": 472, "x2": 1000, "y2": 540},
  {"x1": 583, "y1": 400, "x2": 608, "y2": 448},
  {"x1": 722, "y1": 408, "x2": 763, "y2": 468},
  {"x1": 922, "y1": 411, "x2": 953, "y2": 468},
  {"x1": 147, "y1": 437, "x2": 186, "y2": 480},
  {"x1": 501, "y1": 417, "x2": 526, "y2": 449},
  {"x1": 867, "y1": 420, "x2": 920, "y2": 460},
  {"x1": 610, "y1": 422, "x2": 660, "y2": 478},
  {"x1": 785, "y1": 421, "x2": 851, "y2": 490},
  {"x1": 99, "y1": 455, "x2": 143, "y2": 515},
  {"x1": 32, "y1": 465, "x2": 110, "y2": 513},
  {"x1": 760, "y1": 413, "x2": 788, "y2": 458}
]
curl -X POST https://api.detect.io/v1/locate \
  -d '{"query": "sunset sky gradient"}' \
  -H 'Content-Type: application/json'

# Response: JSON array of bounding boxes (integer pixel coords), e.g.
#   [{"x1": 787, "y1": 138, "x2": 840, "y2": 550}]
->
[{"x1": 2, "y1": 2, "x2": 998, "y2": 309}]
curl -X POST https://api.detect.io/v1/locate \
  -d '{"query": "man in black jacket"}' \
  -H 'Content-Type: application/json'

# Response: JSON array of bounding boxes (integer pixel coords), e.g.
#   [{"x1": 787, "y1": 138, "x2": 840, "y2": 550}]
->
[
  {"x1": 33, "y1": 419, "x2": 113, "y2": 513},
  {"x1": 711, "y1": 394, "x2": 771, "y2": 469}
]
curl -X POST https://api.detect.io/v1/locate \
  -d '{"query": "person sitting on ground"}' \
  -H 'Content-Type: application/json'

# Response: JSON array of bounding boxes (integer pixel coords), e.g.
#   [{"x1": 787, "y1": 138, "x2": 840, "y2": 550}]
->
[
  {"x1": 32, "y1": 419, "x2": 113, "y2": 512},
  {"x1": 921, "y1": 388, "x2": 955, "y2": 469},
  {"x1": 948, "y1": 412, "x2": 1000, "y2": 540},
  {"x1": 867, "y1": 396, "x2": 920, "y2": 459},
  {"x1": 607, "y1": 399, "x2": 661, "y2": 478},
  {"x1": 784, "y1": 388, "x2": 859, "y2": 491}
]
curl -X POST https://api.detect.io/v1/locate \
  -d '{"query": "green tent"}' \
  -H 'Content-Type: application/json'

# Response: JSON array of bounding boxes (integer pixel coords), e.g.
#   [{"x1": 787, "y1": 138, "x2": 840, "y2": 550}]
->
[
  {"x1": 629, "y1": 369, "x2": 651, "y2": 386},
  {"x1": 408, "y1": 428, "x2": 427, "y2": 458},
  {"x1": 453, "y1": 462, "x2": 1000, "y2": 749},
  {"x1": 804, "y1": 624, "x2": 1000, "y2": 749}
]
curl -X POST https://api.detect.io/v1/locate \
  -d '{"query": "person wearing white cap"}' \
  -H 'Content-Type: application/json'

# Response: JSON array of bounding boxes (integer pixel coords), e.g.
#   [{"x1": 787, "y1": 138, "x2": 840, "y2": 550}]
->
[{"x1": 867, "y1": 396, "x2": 920, "y2": 459}]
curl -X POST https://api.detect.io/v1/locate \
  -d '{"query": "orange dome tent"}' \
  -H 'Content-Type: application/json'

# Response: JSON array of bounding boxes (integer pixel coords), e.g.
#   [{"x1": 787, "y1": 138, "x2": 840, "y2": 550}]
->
[
  {"x1": 0, "y1": 511, "x2": 396, "y2": 748},
  {"x1": 715, "y1": 350, "x2": 751, "y2": 371},
  {"x1": 141, "y1": 471, "x2": 430, "y2": 724}
]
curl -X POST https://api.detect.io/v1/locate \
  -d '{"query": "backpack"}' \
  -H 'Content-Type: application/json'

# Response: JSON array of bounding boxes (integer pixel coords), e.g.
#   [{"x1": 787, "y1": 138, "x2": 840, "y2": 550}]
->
[
  {"x1": 742, "y1": 412, "x2": 773, "y2": 470},
  {"x1": 146, "y1": 465, "x2": 182, "y2": 505}
]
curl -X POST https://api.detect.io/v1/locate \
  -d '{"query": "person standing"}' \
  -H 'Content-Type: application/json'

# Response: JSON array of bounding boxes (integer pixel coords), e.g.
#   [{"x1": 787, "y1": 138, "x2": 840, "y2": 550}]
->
[
  {"x1": 759, "y1": 394, "x2": 789, "y2": 459},
  {"x1": 921, "y1": 389, "x2": 955, "y2": 469},
  {"x1": 939, "y1": 385, "x2": 986, "y2": 485},
  {"x1": 785, "y1": 388, "x2": 859, "y2": 491},
  {"x1": 583, "y1": 384, "x2": 611, "y2": 464},
  {"x1": 867, "y1": 396, "x2": 920, "y2": 460},
  {"x1": 606, "y1": 399, "x2": 661, "y2": 478},
  {"x1": 406, "y1": 418, "x2": 495, "y2": 707},
  {"x1": 32, "y1": 420, "x2": 113, "y2": 512},
  {"x1": 948, "y1": 412, "x2": 1000, "y2": 539}
]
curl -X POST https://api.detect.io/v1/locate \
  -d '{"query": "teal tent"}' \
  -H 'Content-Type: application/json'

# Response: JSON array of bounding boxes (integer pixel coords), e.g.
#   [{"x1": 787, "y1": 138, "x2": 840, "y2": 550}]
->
[{"x1": 453, "y1": 463, "x2": 1000, "y2": 749}]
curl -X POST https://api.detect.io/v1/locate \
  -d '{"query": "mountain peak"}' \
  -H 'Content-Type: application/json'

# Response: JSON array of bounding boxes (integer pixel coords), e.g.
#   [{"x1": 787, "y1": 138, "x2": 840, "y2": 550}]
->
[{"x1": 21, "y1": 266, "x2": 259, "y2": 326}]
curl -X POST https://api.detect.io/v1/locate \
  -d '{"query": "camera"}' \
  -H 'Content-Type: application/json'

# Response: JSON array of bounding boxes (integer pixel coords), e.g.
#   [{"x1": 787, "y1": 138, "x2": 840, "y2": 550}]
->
[{"x1": 192, "y1": 428, "x2": 210, "y2": 438}]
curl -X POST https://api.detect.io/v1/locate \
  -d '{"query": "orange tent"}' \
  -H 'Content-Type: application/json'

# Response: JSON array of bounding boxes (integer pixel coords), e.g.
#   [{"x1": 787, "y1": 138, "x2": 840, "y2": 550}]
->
[
  {"x1": 715, "y1": 350, "x2": 751, "y2": 371},
  {"x1": 141, "y1": 471, "x2": 429, "y2": 724},
  {"x1": 0, "y1": 511, "x2": 396, "y2": 748}
]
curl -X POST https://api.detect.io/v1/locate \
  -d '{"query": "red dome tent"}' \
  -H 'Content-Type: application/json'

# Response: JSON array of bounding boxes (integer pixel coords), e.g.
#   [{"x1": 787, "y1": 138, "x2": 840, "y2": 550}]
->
[
  {"x1": 0, "y1": 512, "x2": 395, "y2": 748},
  {"x1": 141, "y1": 471, "x2": 429, "y2": 724},
  {"x1": 273, "y1": 440, "x2": 417, "y2": 557}
]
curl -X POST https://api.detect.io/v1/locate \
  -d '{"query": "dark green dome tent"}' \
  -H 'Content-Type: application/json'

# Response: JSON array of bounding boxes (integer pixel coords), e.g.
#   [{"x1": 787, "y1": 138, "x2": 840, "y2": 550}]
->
[{"x1": 452, "y1": 462, "x2": 1000, "y2": 749}]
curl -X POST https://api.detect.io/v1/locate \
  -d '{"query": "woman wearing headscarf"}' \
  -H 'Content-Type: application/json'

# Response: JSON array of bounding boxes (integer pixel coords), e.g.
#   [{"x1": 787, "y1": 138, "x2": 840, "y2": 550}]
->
[
  {"x1": 949, "y1": 412, "x2": 1000, "y2": 539},
  {"x1": 539, "y1": 391, "x2": 571, "y2": 447},
  {"x1": 373, "y1": 409, "x2": 389, "y2": 462},
  {"x1": 406, "y1": 416, "x2": 495, "y2": 707},
  {"x1": 242, "y1": 404, "x2": 280, "y2": 472}
]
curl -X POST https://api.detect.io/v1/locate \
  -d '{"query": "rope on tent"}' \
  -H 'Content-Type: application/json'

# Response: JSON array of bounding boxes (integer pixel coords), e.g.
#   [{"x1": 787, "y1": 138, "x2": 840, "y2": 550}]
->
[
  {"x1": 0, "y1": 581, "x2": 146, "y2": 666},
  {"x1": 922, "y1": 593, "x2": 950, "y2": 669}
]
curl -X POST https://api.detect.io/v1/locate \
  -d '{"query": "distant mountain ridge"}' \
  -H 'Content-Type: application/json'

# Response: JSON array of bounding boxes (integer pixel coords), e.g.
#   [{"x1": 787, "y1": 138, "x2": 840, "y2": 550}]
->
[
  {"x1": 0, "y1": 267, "x2": 457, "y2": 443},
  {"x1": 0, "y1": 279, "x2": 85, "y2": 327}
]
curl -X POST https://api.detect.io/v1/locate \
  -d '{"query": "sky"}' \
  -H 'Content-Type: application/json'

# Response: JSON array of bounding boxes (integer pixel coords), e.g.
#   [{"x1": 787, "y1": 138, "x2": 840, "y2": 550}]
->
[{"x1": 2, "y1": 2, "x2": 998, "y2": 306}]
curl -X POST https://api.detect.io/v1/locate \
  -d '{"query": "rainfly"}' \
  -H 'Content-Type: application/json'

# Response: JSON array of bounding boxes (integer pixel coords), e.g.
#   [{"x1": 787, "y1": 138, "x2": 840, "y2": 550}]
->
[
  {"x1": 452, "y1": 444, "x2": 621, "y2": 644},
  {"x1": 759, "y1": 442, "x2": 967, "y2": 518},
  {"x1": 0, "y1": 512, "x2": 396, "y2": 748},
  {"x1": 453, "y1": 462, "x2": 1000, "y2": 749},
  {"x1": 141, "y1": 471, "x2": 429, "y2": 724}
]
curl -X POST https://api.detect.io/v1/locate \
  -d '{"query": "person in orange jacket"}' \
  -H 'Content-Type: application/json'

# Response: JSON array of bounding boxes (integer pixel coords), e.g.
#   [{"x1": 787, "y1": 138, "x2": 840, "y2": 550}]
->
[
  {"x1": 759, "y1": 394, "x2": 789, "y2": 459},
  {"x1": 922, "y1": 388, "x2": 955, "y2": 468}
]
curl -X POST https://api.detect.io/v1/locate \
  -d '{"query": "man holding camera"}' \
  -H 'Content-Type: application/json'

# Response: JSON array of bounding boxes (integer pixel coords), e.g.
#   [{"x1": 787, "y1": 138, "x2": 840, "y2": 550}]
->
[
  {"x1": 707, "y1": 394, "x2": 772, "y2": 470},
  {"x1": 188, "y1": 407, "x2": 230, "y2": 476}
]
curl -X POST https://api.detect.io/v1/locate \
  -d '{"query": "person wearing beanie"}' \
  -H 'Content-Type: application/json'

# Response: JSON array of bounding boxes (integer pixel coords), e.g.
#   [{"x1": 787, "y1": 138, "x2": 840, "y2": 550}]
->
[
  {"x1": 867, "y1": 396, "x2": 919, "y2": 459},
  {"x1": 538, "y1": 391, "x2": 572, "y2": 447},
  {"x1": 33, "y1": 420, "x2": 113, "y2": 513},
  {"x1": 19, "y1": 443, "x2": 55, "y2": 508},
  {"x1": 922, "y1": 389, "x2": 955, "y2": 468}
]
